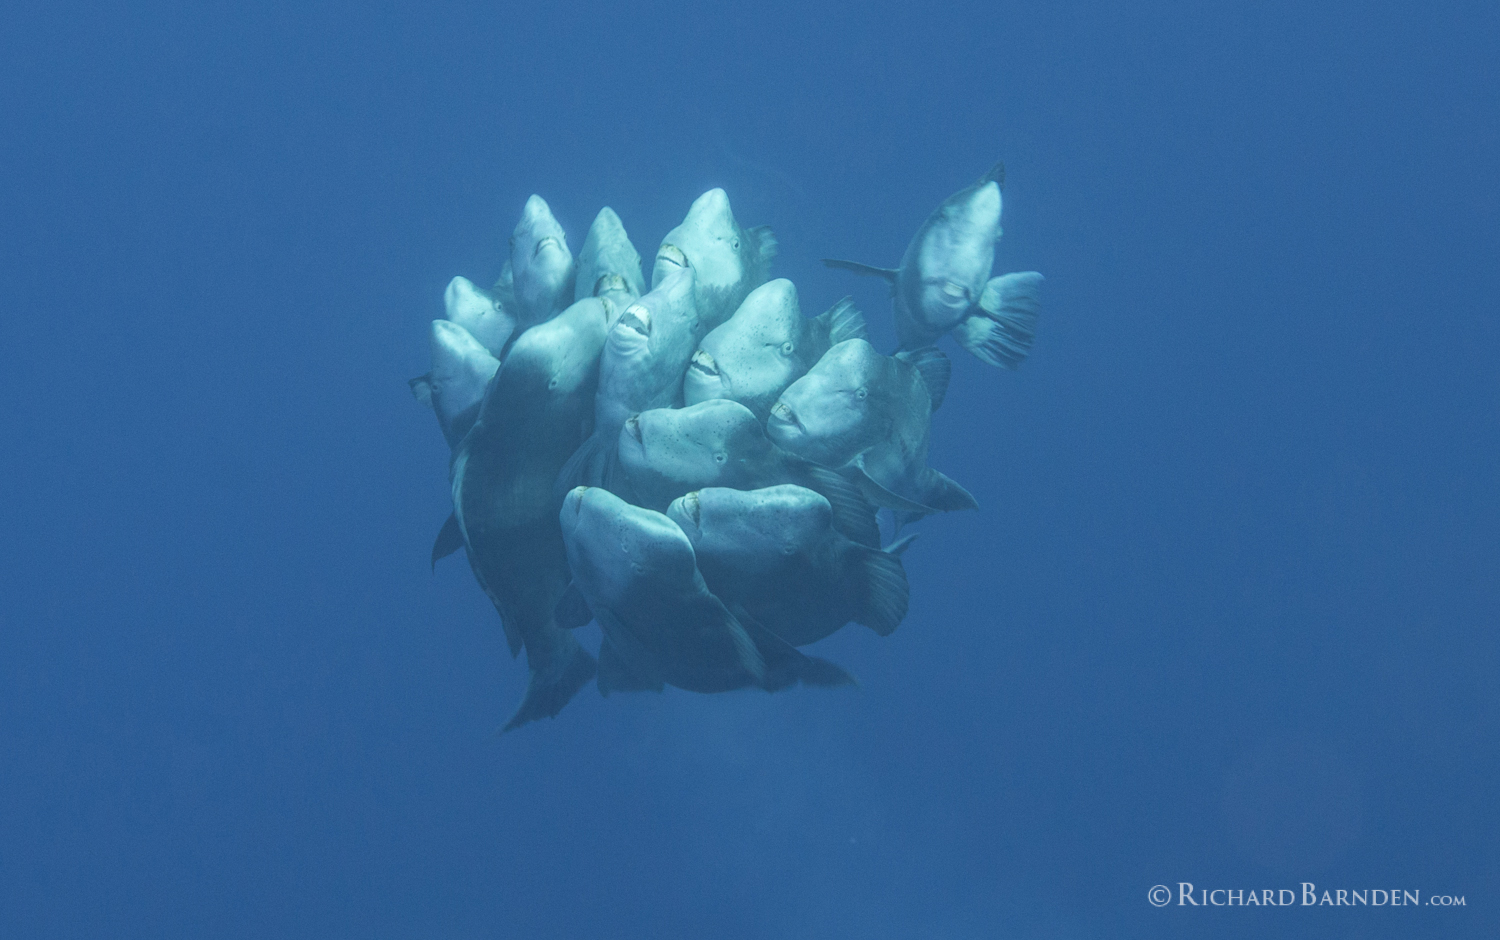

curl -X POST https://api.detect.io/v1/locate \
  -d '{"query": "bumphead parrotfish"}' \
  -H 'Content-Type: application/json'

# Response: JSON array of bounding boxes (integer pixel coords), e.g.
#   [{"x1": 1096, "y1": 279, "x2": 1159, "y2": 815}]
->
[
  {"x1": 409, "y1": 319, "x2": 500, "y2": 450},
  {"x1": 767, "y1": 338, "x2": 974, "y2": 516},
  {"x1": 558, "y1": 486, "x2": 855, "y2": 695},
  {"x1": 824, "y1": 162, "x2": 1043, "y2": 368},
  {"x1": 667, "y1": 485, "x2": 910, "y2": 646},
  {"x1": 684, "y1": 278, "x2": 866, "y2": 421},
  {"x1": 450, "y1": 296, "x2": 609, "y2": 730},
  {"x1": 574, "y1": 206, "x2": 645, "y2": 318},
  {"x1": 509, "y1": 194, "x2": 576, "y2": 328},
  {"x1": 653, "y1": 188, "x2": 777, "y2": 330}
]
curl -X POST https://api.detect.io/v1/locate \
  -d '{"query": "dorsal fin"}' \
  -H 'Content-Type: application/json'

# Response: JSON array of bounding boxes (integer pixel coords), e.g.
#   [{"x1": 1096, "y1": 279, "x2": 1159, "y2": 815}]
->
[
  {"x1": 895, "y1": 346, "x2": 951, "y2": 410},
  {"x1": 822, "y1": 258, "x2": 899, "y2": 283}
]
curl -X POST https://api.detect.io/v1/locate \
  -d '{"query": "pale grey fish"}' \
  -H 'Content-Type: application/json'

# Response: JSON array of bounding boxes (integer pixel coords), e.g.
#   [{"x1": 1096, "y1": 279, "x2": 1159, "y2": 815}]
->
[
  {"x1": 509, "y1": 194, "x2": 576, "y2": 328},
  {"x1": 443, "y1": 275, "x2": 517, "y2": 358},
  {"x1": 449, "y1": 296, "x2": 610, "y2": 731},
  {"x1": 554, "y1": 267, "x2": 699, "y2": 497},
  {"x1": 574, "y1": 206, "x2": 645, "y2": 320},
  {"x1": 615, "y1": 399, "x2": 880, "y2": 548},
  {"x1": 667, "y1": 485, "x2": 910, "y2": 645},
  {"x1": 652, "y1": 188, "x2": 776, "y2": 330},
  {"x1": 558, "y1": 486, "x2": 854, "y2": 695},
  {"x1": 684, "y1": 278, "x2": 866, "y2": 421},
  {"x1": 409, "y1": 319, "x2": 499, "y2": 450},
  {"x1": 824, "y1": 162, "x2": 1044, "y2": 368},
  {"x1": 766, "y1": 338, "x2": 974, "y2": 516}
]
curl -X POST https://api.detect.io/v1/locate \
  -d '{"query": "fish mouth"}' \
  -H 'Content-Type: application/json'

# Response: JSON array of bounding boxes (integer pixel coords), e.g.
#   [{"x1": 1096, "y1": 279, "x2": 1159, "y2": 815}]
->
[
  {"x1": 624, "y1": 414, "x2": 643, "y2": 443},
  {"x1": 562, "y1": 486, "x2": 589, "y2": 526},
  {"x1": 534, "y1": 235, "x2": 562, "y2": 258},
  {"x1": 768, "y1": 401, "x2": 803, "y2": 433},
  {"x1": 939, "y1": 280, "x2": 970, "y2": 305},
  {"x1": 689, "y1": 349, "x2": 720, "y2": 378},
  {"x1": 656, "y1": 243, "x2": 688, "y2": 270},
  {"x1": 594, "y1": 273, "x2": 628, "y2": 297},
  {"x1": 680, "y1": 491, "x2": 701, "y2": 527},
  {"x1": 617, "y1": 303, "x2": 651, "y2": 338}
]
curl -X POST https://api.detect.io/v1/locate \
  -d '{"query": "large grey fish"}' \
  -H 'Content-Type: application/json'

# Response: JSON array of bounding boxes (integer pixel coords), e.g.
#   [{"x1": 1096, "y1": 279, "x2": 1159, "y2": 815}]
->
[
  {"x1": 408, "y1": 319, "x2": 499, "y2": 450},
  {"x1": 443, "y1": 275, "x2": 517, "y2": 358},
  {"x1": 555, "y1": 266, "x2": 700, "y2": 496},
  {"x1": 667, "y1": 485, "x2": 910, "y2": 646},
  {"x1": 652, "y1": 188, "x2": 776, "y2": 330},
  {"x1": 509, "y1": 194, "x2": 576, "y2": 328},
  {"x1": 615, "y1": 399, "x2": 879, "y2": 547},
  {"x1": 574, "y1": 206, "x2": 644, "y2": 319},
  {"x1": 824, "y1": 162, "x2": 1043, "y2": 368},
  {"x1": 766, "y1": 338, "x2": 974, "y2": 515},
  {"x1": 683, "y1": 278, "x2": 866, "y2": 421},
  {"x1": 450, "y1": 296, "x2": 610, "y2": 731},
  {"x1": 558, "y1": 486, "x2": 854, "y2": 695}
]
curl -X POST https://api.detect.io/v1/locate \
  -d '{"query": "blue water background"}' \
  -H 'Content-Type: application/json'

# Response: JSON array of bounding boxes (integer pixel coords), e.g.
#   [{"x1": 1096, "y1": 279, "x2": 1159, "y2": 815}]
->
[{"x1": 2, "y1": 2, "x2": 1496, "y2": 937}]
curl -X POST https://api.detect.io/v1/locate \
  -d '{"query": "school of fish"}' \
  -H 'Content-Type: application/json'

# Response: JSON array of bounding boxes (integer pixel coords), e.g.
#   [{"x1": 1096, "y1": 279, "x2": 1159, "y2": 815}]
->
[{"x1": 409, "y1": 163, "x2": 1043, "y2": 730}]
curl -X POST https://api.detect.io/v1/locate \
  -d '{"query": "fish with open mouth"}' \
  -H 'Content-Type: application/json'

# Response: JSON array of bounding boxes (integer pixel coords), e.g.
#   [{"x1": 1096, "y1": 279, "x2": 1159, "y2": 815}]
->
[
  {"x1": 509, "y1": 194, "x2": 576, "y2": 327},
  {"x1": 574, "y1": 206, "x2": 644, "y2": 321}
]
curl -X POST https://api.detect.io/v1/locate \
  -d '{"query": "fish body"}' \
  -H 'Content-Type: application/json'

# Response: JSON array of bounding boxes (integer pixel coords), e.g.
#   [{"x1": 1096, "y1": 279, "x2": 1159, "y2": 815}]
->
[
  {"x1": 450, "y1": 296, "x2": 609, "y2": 730},
  {"x1": 668, "y1": 486, "x2": 909, "y2": 645},
  {"x1": 409, "y1": 320, "x2": 500, "y2": 449},
  {"x1": 559, "y1": 487, "x2": 854, "y2": 694},
  {"x1": 443, "y1": 275, "x2": 517, "y2": 358},
  {"x1": 684, "y1": 278, "x2": 866, "y2": 421},
  {"x1": 652, "y1": 188, "x2": 776, "y2": 330}
]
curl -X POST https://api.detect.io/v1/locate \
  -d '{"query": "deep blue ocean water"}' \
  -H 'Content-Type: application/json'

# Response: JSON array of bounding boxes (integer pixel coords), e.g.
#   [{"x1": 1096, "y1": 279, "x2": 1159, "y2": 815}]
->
[{"x1": 2, "y1": 2, "x2": 1496, "y2": 937}]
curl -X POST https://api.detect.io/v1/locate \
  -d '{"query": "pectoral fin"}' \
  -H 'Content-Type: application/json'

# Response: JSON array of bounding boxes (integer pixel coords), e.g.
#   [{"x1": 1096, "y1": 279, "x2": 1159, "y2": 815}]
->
[
  {"x1": 430, "y1": 513, "x2": 464, "y2": 570},
  {"x1": 958, "y1": 271, "x2": 1042, "y2": 369},
  {"x1": 822, "y1": 258, "x2": 899, "y2": 283}
]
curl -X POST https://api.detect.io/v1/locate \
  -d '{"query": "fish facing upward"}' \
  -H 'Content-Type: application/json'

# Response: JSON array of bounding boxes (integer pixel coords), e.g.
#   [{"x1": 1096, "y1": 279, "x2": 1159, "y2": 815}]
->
[
  {"x1": 668, "y1": 485, "x2": 910, "y2": 646},
  {"x1": 450, "y1": 295, "x2": 610, "y2": 731},
  {"x1": 409, "y1": 319, "x2": 500, "y2": 450},
  {"x1": 555, "y1": 266, "x2": 701, "y2": 497},
  {"x1": 509, "y1": 194, "x2": 576, "y2": 328},
  {"x1": 824, "y1": 162, "x2": 1043, "y2": 369},
  {"x1": 615, "y1": 399, "x2": 880, "y2": 548},
  {"x1": 766, "y1": 338, "x2": 975, "y2": 516},
  {"x1": 684, "y1": 278, "x2": 866, "y2": 421},
  {"x1": 652, "y1": 188, "x2": 777, "y2": 331},
  {"x1": 574, "y1": 206, "x2": 645, "y2": 319},
  {"x1": 558, "y1": 486, "x2": 855, "y2": 696},
  {"x1": 442, "y1": 275, "x2": 517, "y2": 358}
]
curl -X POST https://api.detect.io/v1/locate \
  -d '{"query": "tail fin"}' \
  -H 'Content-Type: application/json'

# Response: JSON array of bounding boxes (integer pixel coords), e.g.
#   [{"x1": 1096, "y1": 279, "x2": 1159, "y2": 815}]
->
[
  {"x1": 851, "y1": 545, "x2": 910, "y2": 636},
  {"x1": 812, "y1": 296, "x2": 868, "y2": 348},
  {"x1": 501, "y1": 627, "x2": 597, "y2": 732},
  {"x1": 957, "y1": 271, "x2": 1042, "y2": 369},
  {"x1": 430, "y1": 513, "x2": 464, "y2": 570},
  {"x1": 895, "y1": 346, "x2": 952, "y2": 410},
  {"x1": 822, "y1": 258, "x2": 899, "y2": 283}
]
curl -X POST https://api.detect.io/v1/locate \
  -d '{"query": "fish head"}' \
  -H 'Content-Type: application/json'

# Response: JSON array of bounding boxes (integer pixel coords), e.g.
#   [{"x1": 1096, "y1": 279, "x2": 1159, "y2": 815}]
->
[
  {"x1": 603, "y1": 266, "x2": 700, "y2": 387},
  {"x1": 510, "y1": 194, "x2": 574, "y2": 323},
  {"x1": 653, "y1": 188, "x2": 772, "y2": 326},
  {"x1": 443, "y1": 276, "x2": 515, "y2": 357},
  {"x1": 617, "y1": 400, "x2": 771, "y2": 506},
  {"x1": 561, "y1": 486, "x2": 696, "y2": 603},
  {"x1": 668, "y1": 485, "x2": 831, "y2": 572},
  {"x1": 766, "y1": 338, "x2": 889, "y2": 468},
  {"x1": 683, "y1": 278, "x2": 808, "y2": 418},
  {"x1": 499, "y1": 296, "x2": 609, "y2": 404},
  {"x1": 910, "y1": 180, "x2": 1002, "y2": 332},
  {"x1": 576, "y1": 206, "x2": 645, "y2": 307}
]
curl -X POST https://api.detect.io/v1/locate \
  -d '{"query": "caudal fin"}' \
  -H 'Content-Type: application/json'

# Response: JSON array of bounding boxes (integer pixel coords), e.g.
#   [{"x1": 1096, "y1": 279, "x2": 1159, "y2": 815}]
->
[
  {"x1": 958, "y1": 271, "x2": 1042, "y2": 369},
  {"x1": 895, "y1": 346, "x2": 952, "y2": 410},
  {"x1": 501, "y1": 628, "x2": 597, "y2": 732},
  {"x1": 850, "y1": 545, "x2": 910, "y2": 637}
]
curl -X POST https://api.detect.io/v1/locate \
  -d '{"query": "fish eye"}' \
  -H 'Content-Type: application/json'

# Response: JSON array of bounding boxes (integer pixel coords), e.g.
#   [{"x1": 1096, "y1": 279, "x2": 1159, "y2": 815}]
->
[
  {"x1": 729, "y1": 237, "x2": 740, "y2": 251},
  {"x1": 713, "y1": 452, "x2": 727, "y2": 464},
  {"x1": 547, "y1": 377, "x2": 559, "y2": 390},
  {"x1": 855, "y1": 387, "x2": 868, "y2": 401},
  {"x1": 780, "y1": 342, "x2": 794, "y2": 356}
]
